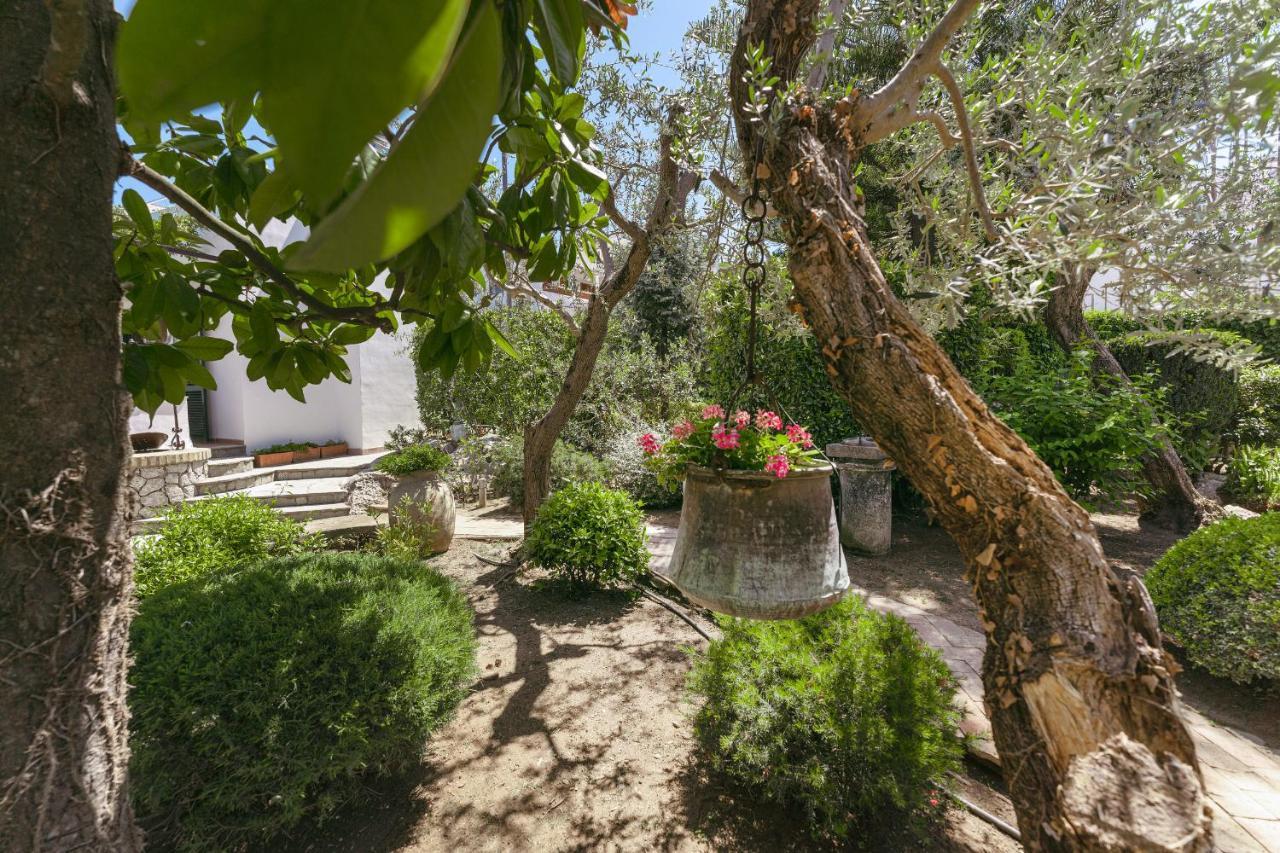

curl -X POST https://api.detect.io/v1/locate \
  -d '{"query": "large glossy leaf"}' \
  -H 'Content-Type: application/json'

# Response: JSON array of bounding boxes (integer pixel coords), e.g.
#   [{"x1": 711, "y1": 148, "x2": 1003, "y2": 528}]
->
[
  {"x1": 263, "y1": 0, "x2": 470, "y2": 204},
  {"x1": 289, "y1": 4, "x2": 503, "y2": 272},
  {"x1": 122, "y1": 189, "x2": 154, "y2": 238},
  {"x1": 533, "y1": 0, "x2": 585, "y2": 85},
  {"x1": 118, "y1": 0, "x2": 268, "y2": 119}
]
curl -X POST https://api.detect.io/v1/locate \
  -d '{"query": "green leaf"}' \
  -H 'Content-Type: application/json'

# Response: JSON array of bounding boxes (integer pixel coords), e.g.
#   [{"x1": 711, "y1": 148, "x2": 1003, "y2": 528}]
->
[
  {"x1": 288, "y1": 3, "x2": 502, "y2": 272},
  {"x1": 485, "y1": 319, "x2": 521, "y2": 359},
  {"x1": 265, "y1": 0, "x2": 470, "y2": 204},
  {"x1": 175, "y1": 336, "x2": 234, "y2": 361},
  {"x1": 118, "y1": 0, "x2": 267, "y2": 119},
  {"x1": 331, "y1": 324, "x2": 377, "y2": 346},
  {"x1": 249, "y1": 300, "x2": 279, "y2": 347},
  {"x1": 566, "y1": 157, "x2": 610, "y2": 201},
  {"x1": 247, "y1": 168, "x2": 297, "y2": 229},
  {"x1": 122, "y1": 189, "x2": 155, "y2": 238},
  {"x1": 533, "y1": 0, "x2": 585, "y2": 85},
  {"x1": 183, "y1": 360, "x2": 218, "y2": 390}
]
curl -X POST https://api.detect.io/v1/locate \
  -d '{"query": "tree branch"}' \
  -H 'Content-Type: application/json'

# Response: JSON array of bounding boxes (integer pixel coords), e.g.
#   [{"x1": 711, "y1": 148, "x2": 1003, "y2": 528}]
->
[
  {"x1": 485, "y1": 270, "x2": 582, "y2": 335},
  {"x1": 936, "y1": 62, "x2": 997, "y2": 240},
  {"x1": 805, "y1": 0, "x2": 852, "y2": 91},
  {"x1": 118, "y1": 147, "x2": 394, "y2": 331},
  {"x1": 602, "y1": 190, "x2": 645, "y2": 242},
  {"x1": 708, "y1": 168, "x2": 778, "y2": 217}
]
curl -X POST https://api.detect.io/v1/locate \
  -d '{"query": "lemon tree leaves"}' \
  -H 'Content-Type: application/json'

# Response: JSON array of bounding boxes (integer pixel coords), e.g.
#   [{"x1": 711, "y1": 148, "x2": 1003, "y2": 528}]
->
[
  {"x1": 289, "y1": 4, "x2": 503, "y2": 271},
  {"x1": 119, "y1": 0, "x2": 471, "y2": 206}
]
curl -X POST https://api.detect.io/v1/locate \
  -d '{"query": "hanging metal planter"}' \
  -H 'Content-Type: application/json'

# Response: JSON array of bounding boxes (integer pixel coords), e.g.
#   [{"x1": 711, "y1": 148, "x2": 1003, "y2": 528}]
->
[{"x1": 656, "y1": 462, "x2": 848, "y2": 620}]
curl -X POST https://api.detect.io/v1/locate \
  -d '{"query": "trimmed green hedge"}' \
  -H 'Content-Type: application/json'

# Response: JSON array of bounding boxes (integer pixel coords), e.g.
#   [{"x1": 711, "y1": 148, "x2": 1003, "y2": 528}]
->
[
  {"x1": 526, "y1": 481, "x2": 650, "y2": 589},
  {"x1": 1235, "y1": 365, "x2": 1280, "y2": 447},
  {"x1": 1145, "y1": 513, "x2": 1280, "y2": 684},
  {"x1": 688, "y1": 595, "x2": 960, "y2": 843},
  {"x1": 130, "y1": 553, "x2": 476, "y2": 850}
]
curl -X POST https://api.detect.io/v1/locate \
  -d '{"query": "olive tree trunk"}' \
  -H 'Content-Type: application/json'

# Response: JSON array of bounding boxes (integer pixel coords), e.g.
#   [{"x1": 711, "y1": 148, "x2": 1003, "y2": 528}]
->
[
  {"x1": 521, "y1": 134, "x2": 697, "y2": 528},
  {"x1": 734, "y1": 1, "x2": 1211, "y2": 849},
  {"x1": 0, "y1": 0, "x2": 143, "y2": 849},
  {"x1": 1045, "y1": 265, "x2": 1219, "y2": 531}
]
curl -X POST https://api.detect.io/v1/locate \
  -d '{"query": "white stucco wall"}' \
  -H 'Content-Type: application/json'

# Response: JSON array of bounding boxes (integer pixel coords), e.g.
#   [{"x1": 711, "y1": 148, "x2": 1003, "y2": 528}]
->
[
  {"x1": 128, "y1": 398, "x2": 191, "y2": 444},
  {"x1": 357, "y1": 329, "x2": 418, "y2": 450}
]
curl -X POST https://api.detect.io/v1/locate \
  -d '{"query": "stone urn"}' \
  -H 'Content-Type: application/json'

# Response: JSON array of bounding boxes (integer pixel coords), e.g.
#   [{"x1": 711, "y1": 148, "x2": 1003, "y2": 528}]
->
[
  {"x1": 826, "y1": 437, "x2": 894, "y2": 556},
  {"x1": 388, "y1": 471, "x2": 457, "y2": 554},
  {"x1": 655, "y1": 462, "x2": 848, "y2": 620}
]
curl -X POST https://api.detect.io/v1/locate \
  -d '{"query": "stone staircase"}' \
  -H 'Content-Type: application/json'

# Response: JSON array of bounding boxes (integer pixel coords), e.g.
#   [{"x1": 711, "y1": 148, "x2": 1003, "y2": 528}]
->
[{"x1": 135, "y1": 450, "x2": 388, "y2": 533}]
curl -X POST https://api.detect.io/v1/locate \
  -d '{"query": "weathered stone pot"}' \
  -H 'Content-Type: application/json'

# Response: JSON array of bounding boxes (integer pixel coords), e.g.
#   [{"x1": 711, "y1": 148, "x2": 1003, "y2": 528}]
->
[
  {"x1": 827, "y1": 437, "x2": 894, "y2": 556},
  {"x1": 656, "y1": 462, "x2": 848, "y2": 620},
  {"x1": 388, "y1": 471, "x2": 457, "y2": 554}
]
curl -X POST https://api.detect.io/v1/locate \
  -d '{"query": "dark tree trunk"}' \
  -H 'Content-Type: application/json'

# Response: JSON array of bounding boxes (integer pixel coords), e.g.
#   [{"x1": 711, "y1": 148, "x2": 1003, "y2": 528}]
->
[
  {"x1": 1045, "y1": 266, "x2": 1219, "y2": 532},
  {"x1": 521, "y1": 138, "x2": 696, "y2": 529},
  {"x1": 0, "y1": 1, "x2": 142, "y2": 849},
  {"x1": 734, "y1": 2, "x2": 1210, "y2": 849}
]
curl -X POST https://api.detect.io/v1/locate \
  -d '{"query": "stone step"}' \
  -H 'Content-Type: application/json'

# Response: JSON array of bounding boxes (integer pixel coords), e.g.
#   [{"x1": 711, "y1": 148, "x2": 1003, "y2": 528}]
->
[
  {"x1": 277, "y1": 502, "x2": 352, "y2": 522},
  {"x1": 304, "y1": 514, "x2": 381, "y2": 542},
  {"x1": 270, "y1": 452, "x2": 388, "y2": 481},
  {"x1": 207, "y1": 456, "x2": 254, "y2": 477},
  {"x1": 194, "y1": 469, "x2": 275, "y2": 496},
  {"x1": 203, "y1": 442, "x2": 247, "y2": 460},
  {"x1": 239, "y1": 476, "x2": 351, "y2": 508}
]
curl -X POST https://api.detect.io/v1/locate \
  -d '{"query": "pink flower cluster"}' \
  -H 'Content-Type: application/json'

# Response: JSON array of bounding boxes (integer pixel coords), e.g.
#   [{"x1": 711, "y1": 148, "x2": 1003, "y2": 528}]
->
[
  {"x1": 764, "y1": 452, "x2": 791, "y2": 478},
  {"x1": 637, "y1": 433, "x2": 661, "y2": 455},
  {"x1": 755, "y1": 410, "x2": 782, "y2": 430},
  {"x1": 786, "y1": 423, "x2": 814, "y2": 448},
  {"x1": 733, "y1": 410, "x2": 751, "y2": 428},
  {"x1": 712, "y1": 424, "x2": 740, "y2": 450},
  {"x1": 672, "y1": 419, "x2": 695, "y2": 440},
  {"x1": 701, "y1": 404, "x2": 725, "y2": 420}
]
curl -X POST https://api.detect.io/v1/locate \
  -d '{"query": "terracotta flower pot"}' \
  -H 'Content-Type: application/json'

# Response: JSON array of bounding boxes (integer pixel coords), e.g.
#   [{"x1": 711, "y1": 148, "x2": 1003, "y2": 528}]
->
[
  {"x1": 320, "y1": 442, "x2": 348, "y2": 458},
  {"x1": 388, "y1": 471, "x2": 457, "y2": 555},
  {"x1": 655, "y1": 462, "x2": 848, "y2": 620},
  {"x1": 293, "y1": 445, "x2": 322, "y2": 463},
  {"x1": 254, "y1": 450, "x2": 295, "y2": 468}
]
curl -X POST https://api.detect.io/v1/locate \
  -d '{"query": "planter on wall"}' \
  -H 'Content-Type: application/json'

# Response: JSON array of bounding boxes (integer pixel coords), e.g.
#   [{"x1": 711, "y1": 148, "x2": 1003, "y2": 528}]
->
[
  {"x1": 254, "y1": 450, "x2": 295, "y2": 468},
  {"x1": 388, "y1": 471, "x2": 457, "y2": 555},
  {"x1": 320, "y1": 442, "x2": 348, "y2": 459},
  {"x1": 293, "y1": 445, "x2": 323, "y2": 463}
]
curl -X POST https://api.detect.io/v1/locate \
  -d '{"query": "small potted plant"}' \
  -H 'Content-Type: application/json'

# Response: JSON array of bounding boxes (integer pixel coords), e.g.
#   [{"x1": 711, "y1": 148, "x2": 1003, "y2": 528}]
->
[
  {"x1": 252, "y1": 443, "x2": 296, "y2": 468},
  {"x1": 320, "y1": 439, "x2": 349, "y2": 459},
  {"x1": 293, "y1": 441, "x2": 323, "y2": 462},
  {"x1": 640, "y1": 405, "x2": 847, "y2": 619},
  {"x1": 375, "y1": 443, "x2": 455, "y2": 554}
]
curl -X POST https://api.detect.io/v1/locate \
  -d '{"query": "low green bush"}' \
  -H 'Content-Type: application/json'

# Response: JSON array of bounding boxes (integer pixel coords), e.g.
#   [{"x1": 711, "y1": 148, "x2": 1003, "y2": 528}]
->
[
  {"x1": 1145, "y1": 513, "x2": 1280, "y2": 684},
  {"x1": 132, "y1": 495, "x2": 318, "y2": 596},
  {"x1": 1108, "y1": 329, "x2": 1247, "y2": 466},
  {"x1": 489, "y1": 436, "x2": 610, "y2": 508},
  {"x1": 526, "y1": 482, "x2": 649, "y2": 589},
  {"x1": 375, "y1": 442, "x2": 451, "y2": 476},
  {"x1": 130, "y1": 552, "x2": 476, "y2": 851},
  {"x1": 1234, "y1": 365, "x2": 1280, "y2": 447},
  {"x1": 985, "y1": 353, "x2": 1168, "y2": 505},
  {"x1": 687, "y1": 595, "x2": 960, "y2": 844},
  {"x1": 1221, "y1": 446, "x2": 1280, "y2": 513}
]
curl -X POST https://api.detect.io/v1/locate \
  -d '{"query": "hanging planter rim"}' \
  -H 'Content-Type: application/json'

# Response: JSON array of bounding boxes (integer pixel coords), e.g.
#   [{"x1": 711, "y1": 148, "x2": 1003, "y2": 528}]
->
[{"x1": 683, "y1": 461, "x2": 834, "y2": 483}]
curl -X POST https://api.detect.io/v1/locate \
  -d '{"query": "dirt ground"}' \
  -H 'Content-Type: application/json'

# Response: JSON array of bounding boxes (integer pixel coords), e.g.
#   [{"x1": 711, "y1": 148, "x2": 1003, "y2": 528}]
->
[{"x1": 292, "y1": 538, "x2": 1020, "y2": 853}]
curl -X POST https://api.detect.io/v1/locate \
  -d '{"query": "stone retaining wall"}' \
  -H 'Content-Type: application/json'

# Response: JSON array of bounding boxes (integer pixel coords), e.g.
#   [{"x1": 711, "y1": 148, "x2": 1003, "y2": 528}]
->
[{"x1": 127, "y1": 447, "x2": 211, "y2": 519}]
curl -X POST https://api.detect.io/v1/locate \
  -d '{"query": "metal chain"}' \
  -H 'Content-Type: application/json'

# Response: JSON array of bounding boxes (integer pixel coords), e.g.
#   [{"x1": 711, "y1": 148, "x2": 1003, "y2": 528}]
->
[{"x1": 740, "y1": 148, "x2": 769, "y2": 388}]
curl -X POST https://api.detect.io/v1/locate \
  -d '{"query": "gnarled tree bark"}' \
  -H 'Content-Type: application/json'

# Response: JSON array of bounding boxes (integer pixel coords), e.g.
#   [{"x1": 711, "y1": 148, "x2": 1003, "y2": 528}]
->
[
  {"x1": 0, "y1": 0, "x2": 143, "y2": 849},
  {"x1": 521, "y1": 129, "x2": 698, "y2": 528},
  {"x1": 1045, "y1": 265, "x2": 1220, "y2": 532},
  {"x1": 734, "y1": 1, "x2": 1210, "y2": 849}
]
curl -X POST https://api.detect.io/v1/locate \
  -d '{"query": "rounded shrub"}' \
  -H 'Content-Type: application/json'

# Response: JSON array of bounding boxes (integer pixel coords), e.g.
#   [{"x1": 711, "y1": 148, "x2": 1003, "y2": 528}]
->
[
  {"x1": 132, "y1": 494, "x2": 317, "y2": 596},
  {"x1": 375, "y1": 442, "x2": 451, "y2": 476},
  {"x1": 129, "y1": 552, "x2": 476, "y2": 850},
  {"x1": 1145, "y1": 513, "x2": 1280, "y2": 684},
  {"x1": 526, "y1": 482, "x2": 649, "y2": 588},
  {"x1": 687, "y1": 595, "x2": 961, "y2": 844}
]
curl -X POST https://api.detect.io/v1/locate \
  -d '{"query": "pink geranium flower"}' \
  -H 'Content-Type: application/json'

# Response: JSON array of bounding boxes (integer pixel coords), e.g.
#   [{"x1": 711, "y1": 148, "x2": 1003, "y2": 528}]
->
[
  {"x1": 701, "y1": 404, "x2": 725, "y2": 420},
  {"x1": 672, "y1": 419, "x2": 694, "y2": 440},
  {"x1": 637, "y1": 433, "x2": 661, "y2": 455},
  {"x1": 733, "y1": 410, "x2": 751, "y2": 428},
  {"x1": 711, "y1": 424, "x2": 740, "y2": 450},
  {"x1": 764, "y1": 452, "x2": 790, "y2": 478},
  {"x1": 785, "y1": 424, "x2": 814, "y2": 448},
  {"x1": 755, "y1": 410, "x2": 782, "y2": 431}
]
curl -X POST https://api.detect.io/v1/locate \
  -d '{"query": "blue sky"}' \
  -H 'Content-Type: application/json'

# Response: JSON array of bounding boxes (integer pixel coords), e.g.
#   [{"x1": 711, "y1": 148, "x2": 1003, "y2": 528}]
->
[{"x1": 114, "y1": 1, "x2": 716, "y2": 204}]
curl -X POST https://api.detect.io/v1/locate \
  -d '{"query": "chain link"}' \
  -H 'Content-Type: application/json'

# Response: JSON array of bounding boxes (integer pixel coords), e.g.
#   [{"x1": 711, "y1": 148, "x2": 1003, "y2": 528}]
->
[{"x1": 740, "y1": 159, "x2": 770, "y2": 386}]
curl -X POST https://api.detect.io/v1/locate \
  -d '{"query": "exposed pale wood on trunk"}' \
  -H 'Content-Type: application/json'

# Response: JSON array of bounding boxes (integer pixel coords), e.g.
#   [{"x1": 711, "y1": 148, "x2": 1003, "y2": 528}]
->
[
  {"x1": 1044, "y1": 266, "x2": 1220, "y2": 532},
  {"x1": 0, "y1": 0, "x2": 143, "y2": 848},
  {"x1": 521, "y1": 131, "x2": 698, "y2": 528},
  {"x1": 734, "y1": 1, "x2": 1210, "y2": 848}
]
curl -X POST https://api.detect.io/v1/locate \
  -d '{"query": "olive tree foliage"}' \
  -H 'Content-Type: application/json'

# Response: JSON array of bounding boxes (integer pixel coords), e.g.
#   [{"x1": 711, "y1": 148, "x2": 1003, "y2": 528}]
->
[
  {"x1": 879, "y1": 0, "x2": 1280, "y2": 354},
  {"x1": 113, "y1": 0, "x2": 640, "y2": 416}
]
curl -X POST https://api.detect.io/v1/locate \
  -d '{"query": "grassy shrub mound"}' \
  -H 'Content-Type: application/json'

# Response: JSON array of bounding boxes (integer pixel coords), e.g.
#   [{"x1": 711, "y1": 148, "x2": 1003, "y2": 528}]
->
[
  {"x1": 1221, "y1": 446, "x2": 1280, "y2": 512},
  {"x1": 130, "y1": 552, "x2": 476, "y2": 851},
  {"x1": 687, "y1": 596, "x2": 961, "y2": 844},
  {"x1": 526, "y1": 481, "x2": 649, "y2": 588},
  {"x1": 132, "y1": 495, "x2": 317, "y2": 596},
  {"x1": 1146, "y1": 513, "x2": 1280, "y2": 684}
]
